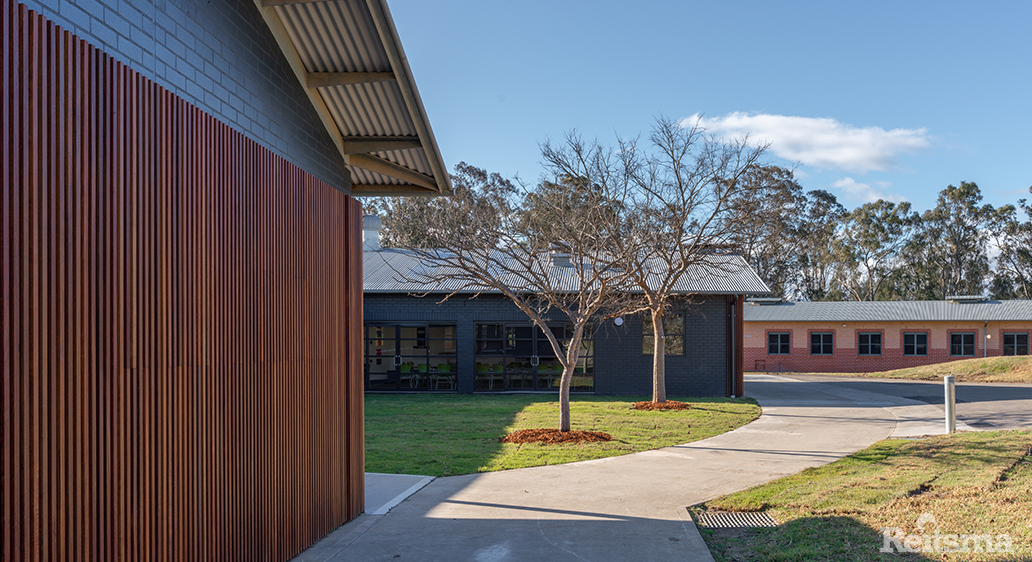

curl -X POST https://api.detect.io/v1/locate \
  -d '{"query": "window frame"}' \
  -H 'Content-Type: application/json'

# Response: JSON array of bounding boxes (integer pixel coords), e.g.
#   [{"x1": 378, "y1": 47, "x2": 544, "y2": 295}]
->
[
  {"x1": 1002, "y1": 332, "x2": 1029, "y2": 356},
  {"x1": 810, "y1": 332, "x2": 834, "y2": 355},
  {"x1": 642, "y1": 313, "x2": 685, "y2": 356},
  {"x1": 475, "y1": 321, "x2": 594, "y2": 392},
  {"x1": 858, "y1": 332, "x2": 882, "y2": 356},
  {"x1": 950, "y1": 332, "x2": 976, "y2": 357},
  {"x1": 767, "y1": 332, "x2": 791, "y2": 355},
  {"x1": 903, "y1": 332, "x2": 928, "y2": 356}
]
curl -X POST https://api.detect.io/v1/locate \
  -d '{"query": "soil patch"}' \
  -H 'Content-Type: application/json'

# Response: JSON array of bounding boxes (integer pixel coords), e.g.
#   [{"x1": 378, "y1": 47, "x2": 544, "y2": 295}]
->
[
  {"x1": 632, "y1": 400, "x2": 692, "y2": 411},
  {"x1": 500, "y1": 428, "x2": 613, "y2": 444}
]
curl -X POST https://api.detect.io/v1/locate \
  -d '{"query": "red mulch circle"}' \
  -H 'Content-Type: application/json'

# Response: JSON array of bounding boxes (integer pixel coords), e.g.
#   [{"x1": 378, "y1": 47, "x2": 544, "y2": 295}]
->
[
  {"x1": 631, "y1": 400, "x2": 692, "y2": 411},
  {"x1": 500, "y1": 428, "x2": 613, "y2": 444}
]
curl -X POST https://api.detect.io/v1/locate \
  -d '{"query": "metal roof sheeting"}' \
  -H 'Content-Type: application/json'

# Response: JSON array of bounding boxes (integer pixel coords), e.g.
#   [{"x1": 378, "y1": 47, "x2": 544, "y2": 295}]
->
[
  {"x1": 256, "y1": 0, "x2": 451, "y2": 195},
  {"x1": 364, "y1": 249, "x2": 773, "y2": 295},
  {"x1": 743, "y1": 300, "x2": 1032, "y2": 322}
]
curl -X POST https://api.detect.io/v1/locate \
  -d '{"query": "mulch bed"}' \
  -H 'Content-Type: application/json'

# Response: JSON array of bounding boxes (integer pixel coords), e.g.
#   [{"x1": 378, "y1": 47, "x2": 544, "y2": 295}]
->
[
  {"x1": 500, "y1": 428, "x2": 613, "y2": 444},
  {"x1": 631, "y1": 400, "x2": 692, "y2": 411}
]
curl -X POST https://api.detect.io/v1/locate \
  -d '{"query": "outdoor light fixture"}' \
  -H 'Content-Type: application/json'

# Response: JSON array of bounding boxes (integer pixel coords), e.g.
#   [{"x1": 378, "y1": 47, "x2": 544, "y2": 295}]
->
[{"x1": 614, "y1": 317, "x2": 624, "y2": 327}]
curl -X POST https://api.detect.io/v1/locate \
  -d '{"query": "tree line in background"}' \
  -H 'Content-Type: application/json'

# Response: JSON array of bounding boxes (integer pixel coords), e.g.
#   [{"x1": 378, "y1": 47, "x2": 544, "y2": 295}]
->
[{"x1": 729, "y1": 173, "x2": 1032, "y2": 301}]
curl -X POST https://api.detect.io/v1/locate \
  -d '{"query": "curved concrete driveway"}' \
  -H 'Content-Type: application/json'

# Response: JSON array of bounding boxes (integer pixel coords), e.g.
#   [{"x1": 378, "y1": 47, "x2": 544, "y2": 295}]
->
[{"x1": 293, "y1": 374, "x2": 1032, "y2": 562}]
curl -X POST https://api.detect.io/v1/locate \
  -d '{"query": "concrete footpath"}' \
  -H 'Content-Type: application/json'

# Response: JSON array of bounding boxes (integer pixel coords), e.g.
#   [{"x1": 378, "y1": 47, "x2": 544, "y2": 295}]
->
[{"x1": 291, "y1": 374, "x2": 1031, "y2": 562}]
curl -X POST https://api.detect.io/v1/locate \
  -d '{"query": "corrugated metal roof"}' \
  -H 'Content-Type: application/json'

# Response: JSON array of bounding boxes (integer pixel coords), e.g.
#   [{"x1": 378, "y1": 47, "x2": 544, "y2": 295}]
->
[
  {"x1": 364, "y1": 249, "x2": 773, "y2": 295},
  {"x1": 255, "y1": 0, "x2": 451, "y2": 196},
  {"x1": 743, "y1": 300, "x2": 1032, "y2": 322}
]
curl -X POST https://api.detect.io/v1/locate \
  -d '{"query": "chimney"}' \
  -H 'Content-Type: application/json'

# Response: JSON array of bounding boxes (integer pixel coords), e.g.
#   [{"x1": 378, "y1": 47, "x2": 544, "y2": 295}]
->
[
  {"x1": 549, "y1": 246, "x2": 571, "y2": 267},
  {"x1": 362, "y1": 215, "x2": 382, "y2": 251}
]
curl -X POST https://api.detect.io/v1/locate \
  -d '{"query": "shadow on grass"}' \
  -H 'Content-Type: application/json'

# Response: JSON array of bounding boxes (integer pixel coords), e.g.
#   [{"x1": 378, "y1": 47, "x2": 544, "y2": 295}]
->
[
  {"x1": 365, "y1": 394, "x2": 548, "y2": 477},
  {"x1": 365, "y1": 394, "x2": 759, "y2": 477},
  {"x1": 699, "y1": 515, "x2": 1023, "y2": 562}
]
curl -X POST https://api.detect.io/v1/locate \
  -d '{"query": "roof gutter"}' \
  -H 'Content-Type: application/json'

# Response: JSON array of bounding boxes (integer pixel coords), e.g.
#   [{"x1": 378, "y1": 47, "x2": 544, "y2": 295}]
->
[{"x1": 365, "y1": 0, "x2": 453, "y2": 195}]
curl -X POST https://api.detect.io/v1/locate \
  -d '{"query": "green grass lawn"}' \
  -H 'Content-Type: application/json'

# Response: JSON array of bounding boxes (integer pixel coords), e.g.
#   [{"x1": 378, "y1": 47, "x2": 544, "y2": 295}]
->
[
  {"x1": 692, "y1": 430, "x2": 1032, "y2": 561},
  {"x1": 804, "y1": 355, "x2": 1032, "y2": 384},
  {"x1": 365, "y1": 394, "x2": 760, "y2": 476}
]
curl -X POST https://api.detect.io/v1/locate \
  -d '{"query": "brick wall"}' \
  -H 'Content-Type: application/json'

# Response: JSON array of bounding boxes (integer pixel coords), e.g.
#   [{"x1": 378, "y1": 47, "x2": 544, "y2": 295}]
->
[
  {"x1": 365, "y1": 293, "x2": 732, "y2": 396},
  {"x1": 19, "y1": 0, "x2": 349, "y2": 190},
  {"x1": 744, "y1": 320, "x2": 1032, "y2": 373}
]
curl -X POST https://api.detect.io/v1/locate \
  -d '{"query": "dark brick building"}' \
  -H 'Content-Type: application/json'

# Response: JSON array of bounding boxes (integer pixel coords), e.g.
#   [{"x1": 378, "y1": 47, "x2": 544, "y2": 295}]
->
[{"x1": 362, "y1": 222, "x2": 772, "y2": 397}]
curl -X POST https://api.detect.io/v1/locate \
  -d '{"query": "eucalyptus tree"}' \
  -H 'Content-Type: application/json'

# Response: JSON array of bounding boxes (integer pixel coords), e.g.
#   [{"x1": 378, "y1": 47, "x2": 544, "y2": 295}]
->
[
  {"x1": 792, "y1": 190, "x2": 847, "y2": 301},
  {"x1": 992, "y1": 187, "x2": 1032, "y2": 299},
  {"x1": 725, "y1": 165, "x2": 803, "y2": 297},
  {"x1": 362, "y1": 162, "x2": 515, "y2": 249},
  {"x1": 833, "y1": 200, "x2": 919, "y2": 301},
  {"x1": 903, "y1": 182, "x2": 1009, "y2": 299}
]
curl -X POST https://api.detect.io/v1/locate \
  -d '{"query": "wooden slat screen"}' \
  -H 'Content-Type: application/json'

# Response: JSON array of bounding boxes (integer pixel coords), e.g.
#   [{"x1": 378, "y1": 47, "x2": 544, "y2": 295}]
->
[{"x1": 1, "y1": 2, "x2": 365, "y2": 561}]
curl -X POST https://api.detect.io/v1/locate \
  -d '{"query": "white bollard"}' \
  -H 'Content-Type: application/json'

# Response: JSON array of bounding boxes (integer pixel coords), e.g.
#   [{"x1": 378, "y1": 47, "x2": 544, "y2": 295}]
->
[{"x1": 944, "y1": 375, "x2": 956, "y2": 434}]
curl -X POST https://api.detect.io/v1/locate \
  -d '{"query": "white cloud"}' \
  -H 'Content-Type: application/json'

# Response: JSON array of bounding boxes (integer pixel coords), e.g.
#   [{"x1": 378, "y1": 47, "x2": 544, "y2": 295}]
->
[
  {"x1": 831, "y1": 177, "x2": 906, "y2": 204},
  {"x1": 681, "y1": 112, "x2": 930, "y2": 173}
]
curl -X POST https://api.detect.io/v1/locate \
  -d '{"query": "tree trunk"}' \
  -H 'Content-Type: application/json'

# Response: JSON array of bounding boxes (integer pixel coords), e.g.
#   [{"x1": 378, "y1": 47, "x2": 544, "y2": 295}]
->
[
  {"x1": 559, "y1": 366, "x2": 571, "y2": 432},
  {"x1": 652, "y1": 310, "x2": 666, "y2": 403},
  {"x1": 558, "y1": 327, "x2": 584, "y2": 432}
]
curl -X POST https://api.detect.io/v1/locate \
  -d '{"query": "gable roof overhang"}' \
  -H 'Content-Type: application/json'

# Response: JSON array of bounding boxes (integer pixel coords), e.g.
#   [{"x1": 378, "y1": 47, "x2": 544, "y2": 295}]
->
[{"x1": 254, "y1": 0, "x2": 451, "y2": 196}]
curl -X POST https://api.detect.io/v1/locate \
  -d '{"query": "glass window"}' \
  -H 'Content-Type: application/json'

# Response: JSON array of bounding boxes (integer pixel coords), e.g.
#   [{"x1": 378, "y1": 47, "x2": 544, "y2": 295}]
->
[
  {"x1": 903, "y1": 333, "x2": 927, "y2": 356},
  {"x1": 768, "y1": 332, "x2": 790, "y2": 355},
  {"x1": 364, "y1": 323, "x2": 457, "y2": 391},
  {"x1": 643, "y1": 313, "x2": 685, "y2": 355},
  {"x1": 475, "y1": 323, "x2": 593, "y2": 392},
  {"x1": 1003, "y1": 333, "x2": 1029, "y2": 356},
  {"x1": 858, "y1": 332, "x2": 882, "y2": 356},
  {"x1": 810, "y1": 332, "x2": 833, "y2": 355},
  {"x1": 950, "y1": 333, "x2": 975, "y2": 356}
]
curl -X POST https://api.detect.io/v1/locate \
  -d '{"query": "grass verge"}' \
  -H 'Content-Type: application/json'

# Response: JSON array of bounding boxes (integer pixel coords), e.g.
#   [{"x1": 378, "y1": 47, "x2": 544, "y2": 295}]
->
[
  {"x1": 365, "y1": 394, "x2": 760, "y2": 476},
  {"x1": 810, "y1": 355, "x2": 1032, "y2": 384},
  {"x1": 691, "y1": 430, "x2": 1032, "y2": 561}
]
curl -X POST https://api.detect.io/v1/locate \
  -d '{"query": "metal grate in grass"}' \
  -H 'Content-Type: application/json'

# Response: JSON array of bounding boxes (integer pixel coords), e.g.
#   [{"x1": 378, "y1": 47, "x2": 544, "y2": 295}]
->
[{"x1": 693, "y1": 510, "x2": 777, "y2": 529}]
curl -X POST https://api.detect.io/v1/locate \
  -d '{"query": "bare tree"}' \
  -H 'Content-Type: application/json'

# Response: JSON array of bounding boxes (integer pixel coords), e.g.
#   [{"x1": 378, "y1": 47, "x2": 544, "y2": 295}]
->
[
  {"x1": 551, "y1": 118, "x2": 765, "y2": 403},
  {"x1": 393, "y1": 156, "x2": 632, "y2": 432}
]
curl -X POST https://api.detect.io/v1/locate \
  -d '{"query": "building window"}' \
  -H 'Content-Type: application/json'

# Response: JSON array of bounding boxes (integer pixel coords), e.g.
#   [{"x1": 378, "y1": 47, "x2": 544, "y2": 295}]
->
[
  {"x1": 810, "y1": 332, "x2": 833, "y2": 355},
  {"x1": 950, "y1": 333, "x2": 975, "y2": 357},
  {"x1": 768, "y1": 332, "x2": 790, "y2": 355},
  {"x1": 365, "y1": 323, "x2": 457, "y2": 391},
  {"x1": 858, "y1": 332, "x2": 882, "y2": 356},
  {"x1": 476, "y1": 323, "x2": 593, "y2": 392},
  {"x1": 903, "y1": 333, "x2": 928, "y2": 356},
  {"x1": 1003, "y1": 333, "x2": 1029, "y2": 356},
  {"x1": 643, "y1": 313, "x2": 684, "y2": 355}
]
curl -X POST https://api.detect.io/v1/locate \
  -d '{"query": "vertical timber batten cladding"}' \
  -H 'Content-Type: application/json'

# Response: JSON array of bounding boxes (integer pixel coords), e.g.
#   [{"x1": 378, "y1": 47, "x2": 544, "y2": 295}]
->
[{"x1": 2, "y1": 2, "x2": 365, "y2": 560}]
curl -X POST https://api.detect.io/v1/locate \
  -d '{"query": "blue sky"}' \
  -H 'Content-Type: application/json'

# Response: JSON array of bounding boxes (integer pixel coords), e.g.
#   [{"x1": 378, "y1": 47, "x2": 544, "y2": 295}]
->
[{"x1": 389, "y1": 0, "x2": 1031, "y2": 212}]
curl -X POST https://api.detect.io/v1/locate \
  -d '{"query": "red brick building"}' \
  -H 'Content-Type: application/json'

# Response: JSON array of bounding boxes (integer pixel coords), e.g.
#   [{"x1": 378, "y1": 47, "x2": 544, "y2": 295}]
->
[{"x1": 743, "y1": 297, "x2": 1032, "y2": 373}]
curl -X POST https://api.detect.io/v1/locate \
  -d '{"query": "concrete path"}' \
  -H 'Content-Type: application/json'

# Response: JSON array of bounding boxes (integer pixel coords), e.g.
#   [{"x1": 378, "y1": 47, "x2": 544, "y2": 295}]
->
[{"x1": 292, "y1": 374, "x2": 1032, "y2": 562}]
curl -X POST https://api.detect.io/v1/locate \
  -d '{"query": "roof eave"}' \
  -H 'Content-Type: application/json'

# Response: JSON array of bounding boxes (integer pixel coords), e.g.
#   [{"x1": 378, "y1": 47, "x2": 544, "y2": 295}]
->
[{"x1": 253, "y1": 0, "x2": 451, "y2": 196}]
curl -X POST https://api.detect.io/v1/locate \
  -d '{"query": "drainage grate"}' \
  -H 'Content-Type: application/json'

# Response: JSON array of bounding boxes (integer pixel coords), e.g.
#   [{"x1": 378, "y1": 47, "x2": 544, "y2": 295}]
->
[{"x1": 693, "y1": 510, "x2": 778, "y2": 529}]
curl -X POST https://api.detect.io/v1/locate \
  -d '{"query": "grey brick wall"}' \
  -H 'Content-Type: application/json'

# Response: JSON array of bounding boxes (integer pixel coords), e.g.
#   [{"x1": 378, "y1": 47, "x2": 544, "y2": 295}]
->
[
  {"x1": 594, "y1": 297, "x2": 729, "y2": 396},
  {"x1": 23, "y1": 0, "x2": 349, "y2": 191},
  {"x1": 364, "y1": 293, "x2": 731, "y2": 396}
]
